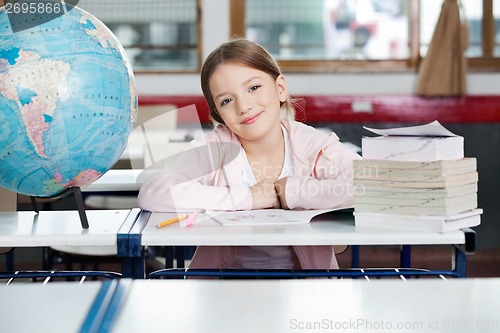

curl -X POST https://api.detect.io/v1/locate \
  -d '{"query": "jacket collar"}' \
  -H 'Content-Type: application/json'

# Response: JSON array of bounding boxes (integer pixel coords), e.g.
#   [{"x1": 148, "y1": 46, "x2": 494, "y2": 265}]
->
[{"x1": 210, "y1": 118, "x2": 337, "y2": 180}]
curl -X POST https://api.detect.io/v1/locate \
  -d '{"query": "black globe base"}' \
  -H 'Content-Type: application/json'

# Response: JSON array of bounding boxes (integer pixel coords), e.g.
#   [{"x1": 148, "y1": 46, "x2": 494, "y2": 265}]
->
[{"x1": 30, "y1": 187, "x2": 89, "y2": 229}]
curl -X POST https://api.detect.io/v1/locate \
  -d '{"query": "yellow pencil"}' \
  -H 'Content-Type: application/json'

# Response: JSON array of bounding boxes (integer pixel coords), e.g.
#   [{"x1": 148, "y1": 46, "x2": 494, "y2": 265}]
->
[{"x1": 156, "y1": 214, "x2": 189, "y2": 228}]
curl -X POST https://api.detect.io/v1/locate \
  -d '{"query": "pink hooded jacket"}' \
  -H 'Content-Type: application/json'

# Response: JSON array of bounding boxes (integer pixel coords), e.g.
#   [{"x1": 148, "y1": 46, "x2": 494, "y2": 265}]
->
[{"x1": 138, "y1": 119, "x2": 361, "y2": 269}]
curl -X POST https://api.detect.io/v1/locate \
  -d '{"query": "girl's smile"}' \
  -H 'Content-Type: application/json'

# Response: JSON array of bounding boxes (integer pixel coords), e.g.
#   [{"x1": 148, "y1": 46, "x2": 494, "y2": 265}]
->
[{"x1": 240, "y1": 111, "x2": 264, "y2": 125}]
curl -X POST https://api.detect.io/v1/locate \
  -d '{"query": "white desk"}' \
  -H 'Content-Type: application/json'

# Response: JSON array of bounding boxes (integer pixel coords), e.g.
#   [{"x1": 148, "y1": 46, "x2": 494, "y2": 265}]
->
[
  {"x1": 121, "y1": 129, "x2": 204, "y2": 168},
  {"x1": 109, "y1": 278, "x2": 500, "y2": 333},
  {"x1": 140, "y1": 212, "x2": 466, "y2": 246},
  {"x1": 0, "y1": 210, "x2": 133, "y2": 247},
  {"x1": 0, "y1": 281, "x2": 103, "y2": 333},
  {"x1": 129, "y1": 211, "x2": 473, "y2": 278},
  {"x1": 82, "y1": 169, "x2": 147, "y2": 193}
]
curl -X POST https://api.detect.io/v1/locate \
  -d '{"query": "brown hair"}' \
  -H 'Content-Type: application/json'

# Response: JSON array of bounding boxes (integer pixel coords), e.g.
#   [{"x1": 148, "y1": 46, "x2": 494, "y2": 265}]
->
[{"x1": 200, "y1": 38, "x2": 296, "y2": 126}]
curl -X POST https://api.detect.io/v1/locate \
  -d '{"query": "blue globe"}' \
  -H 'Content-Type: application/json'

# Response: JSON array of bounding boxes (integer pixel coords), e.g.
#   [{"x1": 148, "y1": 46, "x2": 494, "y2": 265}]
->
[{"x1": 0, "y1": 5, "x2": 137, "y2": 197}]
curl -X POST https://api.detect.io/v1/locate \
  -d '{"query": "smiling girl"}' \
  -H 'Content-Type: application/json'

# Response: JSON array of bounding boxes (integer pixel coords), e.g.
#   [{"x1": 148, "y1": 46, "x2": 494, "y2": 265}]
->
[{"x1": 138, "y1": 39, "x2": 361, "y2": 270}]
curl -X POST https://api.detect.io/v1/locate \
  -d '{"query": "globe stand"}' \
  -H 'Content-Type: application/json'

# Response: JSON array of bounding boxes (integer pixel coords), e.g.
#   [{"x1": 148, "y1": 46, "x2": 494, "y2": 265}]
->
[{"x1": 30, "y1": 187, "x2": 89, "y2": 229}]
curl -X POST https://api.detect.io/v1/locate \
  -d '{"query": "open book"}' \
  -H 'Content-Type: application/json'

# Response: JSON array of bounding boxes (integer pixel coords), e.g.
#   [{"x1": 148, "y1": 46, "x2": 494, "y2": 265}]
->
[{"x1": 206, "y1": 209, "x2": 335, "y2": 226}]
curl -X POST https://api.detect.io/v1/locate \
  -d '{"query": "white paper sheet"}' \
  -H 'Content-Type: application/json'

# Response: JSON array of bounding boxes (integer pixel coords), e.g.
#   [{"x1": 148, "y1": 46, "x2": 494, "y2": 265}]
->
[
  {"x1": 363, "y1": 120, "x2": 459, "y2": 137},
  {"x1": 206, "y1": 209, "x2": 334, "y2": 226}
]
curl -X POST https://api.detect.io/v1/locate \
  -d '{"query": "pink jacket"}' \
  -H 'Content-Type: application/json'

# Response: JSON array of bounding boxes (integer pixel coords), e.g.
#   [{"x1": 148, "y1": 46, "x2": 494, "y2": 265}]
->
[{"x1": 138, "y1": 119, "x2": 361, "y2": 269}]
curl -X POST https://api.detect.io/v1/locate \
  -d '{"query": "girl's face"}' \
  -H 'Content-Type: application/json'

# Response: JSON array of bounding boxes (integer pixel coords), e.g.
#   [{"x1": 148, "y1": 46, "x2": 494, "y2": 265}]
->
[{"x1": 209, "y1": 62, "x2": 288, "y2": 143}]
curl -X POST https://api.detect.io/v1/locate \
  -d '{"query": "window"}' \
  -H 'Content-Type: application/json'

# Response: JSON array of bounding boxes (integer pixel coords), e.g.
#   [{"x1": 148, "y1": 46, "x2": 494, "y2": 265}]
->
[
  {"x1": 456, "y1": 0, "x2": 500, "y2": 68},
  {"x1": 244, "y1": 0, "x2": 409, "y2": 60},
  {"x1": 496, "y1": 2, "x2": 500, "y2": 56},
  {"x1": 231, "y1": 0, "x2": 500, "y2": 72},
  {"x1": 78, "y1": 0, "x2": 201, "y2": 73}
]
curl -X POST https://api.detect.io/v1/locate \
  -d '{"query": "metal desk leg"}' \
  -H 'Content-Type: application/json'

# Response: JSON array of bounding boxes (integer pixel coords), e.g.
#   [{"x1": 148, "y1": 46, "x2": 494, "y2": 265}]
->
[
  {"x1": 117, "y1": 230, "x2": 132, "y2": 278},
  {"x1": 127, "y1": 210, "x2": 151, "y2": 279},
  {"x1": 175, "y1": 247, "x2": 185, "y2": 269},
  {"x1": 163, "y1": 247, "x2": 174, "y2": 268},
  {"x1": 452, "y1": 227, "x2": 477, "y2": 278},
  {"x1": 120, "y1": 240, "x2": 144, "y2": 279},
  {"x1": 124, "y1": 228, "x2": 146, "y2": 279},
  {"x1": 6, "y1": 249, "x2": 14, "y2": 271},
  {"x1": 117, "y1": 209, "x2": 144, "y2": 279},
  {"x1": 453, "y1": 246, "x2": 467, "y2": 278},
  {"x1": 351, "y1": 245, "x2": 360, "y2": 268},
  {"x1": 400, "y1": 245, "x2": 411, "y2": 268},
  {"x1": 130, "y1": 249, "x2": 145, "y2": 279},
  {"x1": 452, "y1": 228, "x2": 476, "y2": 278}
]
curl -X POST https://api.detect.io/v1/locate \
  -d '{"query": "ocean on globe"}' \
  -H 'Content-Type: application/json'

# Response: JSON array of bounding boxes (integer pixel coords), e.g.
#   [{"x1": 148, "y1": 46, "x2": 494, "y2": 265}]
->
[{"x1": 0, "y1": 5, "x2": 137, "y2": 197}]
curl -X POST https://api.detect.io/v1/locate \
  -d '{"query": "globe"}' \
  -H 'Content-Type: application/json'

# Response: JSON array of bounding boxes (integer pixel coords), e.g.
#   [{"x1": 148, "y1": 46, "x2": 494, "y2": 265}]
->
[{"x1": 0, "y1": 5, "x2": 137, "y2": 197}]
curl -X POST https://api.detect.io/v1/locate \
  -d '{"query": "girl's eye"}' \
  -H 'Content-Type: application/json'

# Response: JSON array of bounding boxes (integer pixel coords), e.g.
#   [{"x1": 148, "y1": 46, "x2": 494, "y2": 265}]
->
[
  {"x1": 220, "y1": 98, "x2": 232, "y2": 106},
  {"x1": 249, "y1": 85, "x2": 261, "y2": 92}
]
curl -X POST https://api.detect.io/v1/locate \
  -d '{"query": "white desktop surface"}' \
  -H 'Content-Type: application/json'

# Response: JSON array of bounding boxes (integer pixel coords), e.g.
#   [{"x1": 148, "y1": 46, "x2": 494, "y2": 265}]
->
[
  {"x1": 0, "y1": 210, "x2": 131, "y2": 247},
  {"x1": 121, "y1": 129, "x2": 204, "y2": 168},
  {"x1": 140, "y1": 212, "x2": 466, "y2": 246},
  {"x1": 111, "y1": 278, "x2": 500, "y2": 333},
  {"x1": 0, "y1": 281, "x2": 102, "y2": 333},
  {"x1": 83, "y1": 169, "x2": 146, "y2": 192}
]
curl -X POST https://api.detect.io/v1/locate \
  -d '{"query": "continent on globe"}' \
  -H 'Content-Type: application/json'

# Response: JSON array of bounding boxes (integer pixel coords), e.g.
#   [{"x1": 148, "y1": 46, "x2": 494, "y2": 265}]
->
[{"x1": 0, "y1": 49, "x2": 70, "y2": 158}]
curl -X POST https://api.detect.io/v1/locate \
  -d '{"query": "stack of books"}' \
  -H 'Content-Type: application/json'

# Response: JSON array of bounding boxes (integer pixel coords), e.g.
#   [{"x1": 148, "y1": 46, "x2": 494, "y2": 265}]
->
[{"x1": 354, "y1": 121, "x2": 482, "y2": 232}]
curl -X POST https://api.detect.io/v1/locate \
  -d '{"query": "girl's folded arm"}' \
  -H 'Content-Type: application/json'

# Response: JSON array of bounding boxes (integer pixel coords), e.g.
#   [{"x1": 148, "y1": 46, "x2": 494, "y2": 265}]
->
[{"x1": 138, "y1": 170, "x2": 252, "y2": 212}]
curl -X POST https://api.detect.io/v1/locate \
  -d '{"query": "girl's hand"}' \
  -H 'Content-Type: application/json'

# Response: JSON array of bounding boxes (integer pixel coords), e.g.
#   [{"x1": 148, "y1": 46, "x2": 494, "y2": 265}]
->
[
  {"x1": 250, "y1": 180, "x2": 280, "y2": 209},
  {"x1": 274, "y1": 177, "x2": 289, "y2": 209}
]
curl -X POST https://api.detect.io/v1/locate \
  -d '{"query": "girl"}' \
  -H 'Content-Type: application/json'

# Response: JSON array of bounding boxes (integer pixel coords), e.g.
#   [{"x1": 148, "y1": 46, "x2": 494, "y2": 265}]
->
[{"x1": 138, "y1": 38, "x2": 361, "y2": 270}]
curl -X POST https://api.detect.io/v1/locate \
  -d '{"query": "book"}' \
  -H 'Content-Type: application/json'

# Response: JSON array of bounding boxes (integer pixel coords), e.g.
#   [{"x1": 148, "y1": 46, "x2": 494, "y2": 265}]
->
[
  {"x1": 354, "y1": 172, "x2": 478, "y2": 188},
  {"x1": 353, "y1": 158, "x2": 476, "y2": 178},
  {"x1": 206, "y1": 209, "x2": 333, "y2": 226},
  {"x1": 362, "y1": 136, "x2": 464, "y2": 161},
  {"x1": 354, "y1": 192, "x2": 477, "y2": 207},
  {"x1": 355, "y1": 186, "x2": 477, "y2": 201},
  {"x1": 361, "y1": 121, "x2": 464, "y2": 161},
  {"x1": 354, "y1": 209, "x2": 482, "y2": 233},
  {"x1": 354, "y1": 171, "x2": 478, "y2": 183},
  {"x1": 355, "y1": 183, "x2": 478, "y2": 197},
  {"x1": 354, "y1": 195, "x2": 477, "y2": 216}
]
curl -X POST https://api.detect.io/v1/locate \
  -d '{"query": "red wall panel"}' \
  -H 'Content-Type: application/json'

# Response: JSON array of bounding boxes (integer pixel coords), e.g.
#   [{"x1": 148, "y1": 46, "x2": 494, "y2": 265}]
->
[{"x1": 139, "y1": 95, "x2": 500, "y2": 124}]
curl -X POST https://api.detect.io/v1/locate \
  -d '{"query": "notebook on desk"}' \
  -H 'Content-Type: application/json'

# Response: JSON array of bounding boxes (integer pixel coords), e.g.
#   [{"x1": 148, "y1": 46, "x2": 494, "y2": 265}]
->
[{"x1": 206, "y1": 209, "x2": 335, "y2": 226}]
